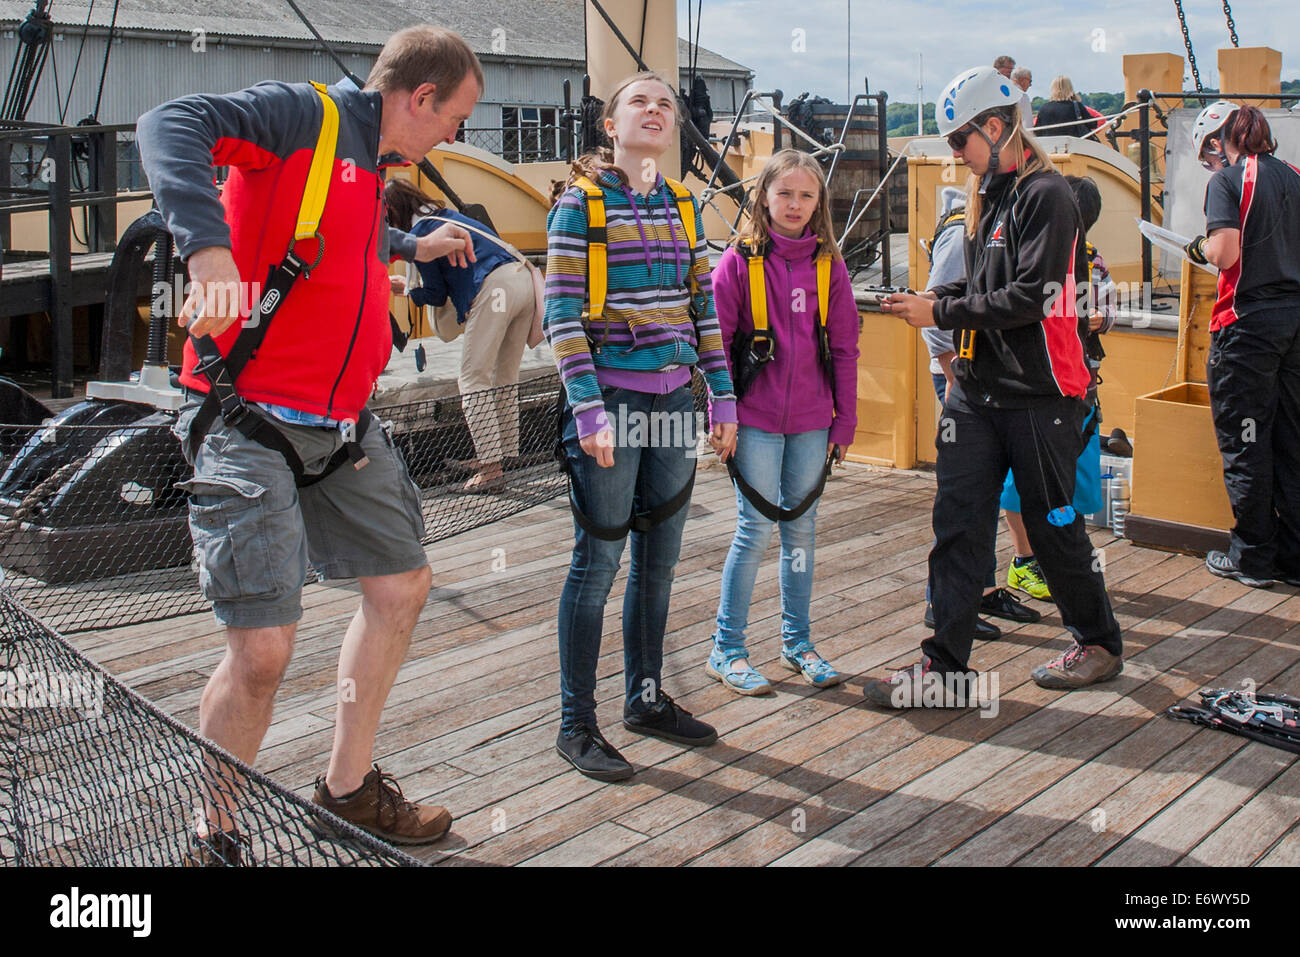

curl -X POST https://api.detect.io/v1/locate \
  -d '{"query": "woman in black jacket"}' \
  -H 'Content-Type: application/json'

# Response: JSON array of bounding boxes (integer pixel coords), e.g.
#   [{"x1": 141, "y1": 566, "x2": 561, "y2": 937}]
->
[
  {"x1": 865, "y1": 65, "x2": 1124, "y2": 708},
  {"x1": 1187, "y1": 103, "x2": 1300, "y2": 588},
  {"x1": 1034, "y1": 75, "x2": 1095, "y2": 139}
]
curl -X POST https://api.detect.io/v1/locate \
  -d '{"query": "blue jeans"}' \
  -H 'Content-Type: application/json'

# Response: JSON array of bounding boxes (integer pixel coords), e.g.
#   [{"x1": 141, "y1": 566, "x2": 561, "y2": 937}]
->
[
  {"x1": 713, "y1": 425, "x2": 829, "y2": 660},
  {"x1": 556, "y1": 384, "x2": 697, "y2": 732}
]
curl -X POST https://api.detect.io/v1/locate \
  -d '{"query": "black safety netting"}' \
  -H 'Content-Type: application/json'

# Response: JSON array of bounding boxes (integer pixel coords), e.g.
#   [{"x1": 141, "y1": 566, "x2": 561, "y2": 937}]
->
[
  {"x1": 0, "y1": 371, "x2": 714, "y2": 867},
  {"x1": 0, "y1": 373, "x2": 584, "y2": 633},
  {"x1": 0, "y1": 593, "x2": 418, "y2": 866}
]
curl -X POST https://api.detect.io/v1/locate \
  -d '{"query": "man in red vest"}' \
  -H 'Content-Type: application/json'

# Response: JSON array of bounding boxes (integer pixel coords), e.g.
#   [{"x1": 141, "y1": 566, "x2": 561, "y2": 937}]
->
[{"x1": 138, "y1": 25, "x2": 480, "y2": 863}]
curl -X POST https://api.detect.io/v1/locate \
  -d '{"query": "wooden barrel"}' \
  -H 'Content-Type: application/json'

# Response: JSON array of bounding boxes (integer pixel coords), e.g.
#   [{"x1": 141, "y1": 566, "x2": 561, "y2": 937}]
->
[{"x1": 789, "y1": 104, "x2": 883, "y2": 253}]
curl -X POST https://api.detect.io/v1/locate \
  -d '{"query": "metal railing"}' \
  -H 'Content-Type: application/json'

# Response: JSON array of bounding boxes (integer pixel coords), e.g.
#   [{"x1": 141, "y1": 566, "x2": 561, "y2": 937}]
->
[
  {"x1": 460, "y1": 125, "x2": 569, "y2": 164},
  {"x1": 0, "y1": 121, "x2": 150, "y2": 397}
]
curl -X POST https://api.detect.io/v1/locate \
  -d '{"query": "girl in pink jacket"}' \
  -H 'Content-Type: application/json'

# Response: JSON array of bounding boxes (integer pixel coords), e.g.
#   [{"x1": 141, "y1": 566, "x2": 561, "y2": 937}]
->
[{"x1": 706, "y1": 149, "x2": 861, "y2": 694}]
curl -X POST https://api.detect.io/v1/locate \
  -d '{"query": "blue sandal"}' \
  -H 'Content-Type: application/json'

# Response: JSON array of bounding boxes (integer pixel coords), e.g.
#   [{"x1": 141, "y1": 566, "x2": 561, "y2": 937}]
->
[
  {"x1": 706, "y1": 646, "x2": 773, "y2": 696},
  {"x1": 780, "y1": 645, "x2": 844, "y2": 688}
]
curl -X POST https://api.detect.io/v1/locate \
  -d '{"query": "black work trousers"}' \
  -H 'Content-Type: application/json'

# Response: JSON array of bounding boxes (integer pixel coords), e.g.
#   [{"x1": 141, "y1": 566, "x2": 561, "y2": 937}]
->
[
  {"x1": 924, "y1": 395, "x2": 1122, "y2": 674},
  {"x1": 1207, "y1": 307, "x2": 1300, "y2": 580}
]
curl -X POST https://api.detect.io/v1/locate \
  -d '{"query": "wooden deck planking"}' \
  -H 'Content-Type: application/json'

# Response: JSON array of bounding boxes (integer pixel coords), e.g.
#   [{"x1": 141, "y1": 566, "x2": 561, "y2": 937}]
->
[{"x1": 66, "y1": 463, "x2": 1300, "y2": 866}]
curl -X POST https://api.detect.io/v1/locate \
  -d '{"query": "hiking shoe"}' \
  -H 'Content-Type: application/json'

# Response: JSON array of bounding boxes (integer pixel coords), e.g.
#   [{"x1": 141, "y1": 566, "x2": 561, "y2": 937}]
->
[
  {"x1": 706, "y1": 646, "x2": 773, "y2": 696},
  {"x1": 1205, "y1": 550, "x2": 1273, "y2": 589},
  {"x1": 312, "y1": 766, "x2": 452, "y2": 845},
  {"x1": 779, "y1": 644, "x2": 845, "y2": 688},
  {"x1": 979, "y1": 587, "x2": 1042, "y2": 624},
  {"x1": 1008, "y1": 558, "x2": 1053, "y2": 601},
  {"x1": 182, "y1": 828, "x2": 250, "y2": 867},
  {"x1": 862, "y1": 656, "x2": 973, "y2": 710},
  {"x1": 1031, "y1": 642, "x2": 1123, "y2": 690},
  {"x1": 555, "y1": 724, "x2": 635, "y2": 782},
  {"x1": 924, "y1": 603, "x2": 1002, "y2": 640},
  {"x1": 624, "y1": 691, "x2": 718, "y2": 746},
  {"x1": 1106, "y1": 428, "x2": 1133, "y2": 457}
]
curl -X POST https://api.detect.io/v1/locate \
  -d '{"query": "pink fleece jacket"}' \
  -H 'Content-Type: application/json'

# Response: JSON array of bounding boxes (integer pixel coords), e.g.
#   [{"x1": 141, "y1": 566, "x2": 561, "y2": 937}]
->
[{"x1": 712, "y1": 229, "x2": 860, "y2": 446}]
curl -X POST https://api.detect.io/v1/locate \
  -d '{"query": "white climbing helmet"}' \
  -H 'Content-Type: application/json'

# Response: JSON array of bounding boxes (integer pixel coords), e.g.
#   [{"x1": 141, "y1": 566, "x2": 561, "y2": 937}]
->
[
  {"x1": 936, "y1": 66, "x2": 1023, "y2": 137},
  {"x1": 1191, "y1": 100, "x2": 1239, "y2": 159}
]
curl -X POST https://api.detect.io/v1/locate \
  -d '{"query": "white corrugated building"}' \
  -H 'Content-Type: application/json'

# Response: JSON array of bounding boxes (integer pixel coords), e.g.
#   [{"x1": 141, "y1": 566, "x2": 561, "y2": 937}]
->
[{"x1": 0, "y1": 0, "x2": 752, "y2": 166}]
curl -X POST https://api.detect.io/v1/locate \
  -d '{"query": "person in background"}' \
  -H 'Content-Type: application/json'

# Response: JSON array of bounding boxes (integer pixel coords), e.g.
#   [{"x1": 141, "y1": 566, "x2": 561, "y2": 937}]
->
[
  {"x1": 1001, "y1": 175, "x2": 1113, "y2": 601},
  {"x1": 385, "y1": 178, "x2": 535, "y2": 494},
  {"x1": 993, "y1": 55, "x2": 1016, "y2": 78},
  {"x1": 1035, "y1": 75, "x2": 1094, "y2": 139},
  {"x1": 1011, "y1": 66, "x2": 1033, "y2": 128},
  {"x1": 1186, "y1": 102, "x2": 1300, "y2": 588}
]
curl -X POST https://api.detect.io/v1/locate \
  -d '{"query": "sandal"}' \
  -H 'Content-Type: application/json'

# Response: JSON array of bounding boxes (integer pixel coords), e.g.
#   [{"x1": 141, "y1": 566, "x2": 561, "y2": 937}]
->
[
  {"x1": 705, "y1": 646, "x2": 772, "y2": 696},
  {"x1": 780, "y1": 644, "x2": 844, "y2": 688}
]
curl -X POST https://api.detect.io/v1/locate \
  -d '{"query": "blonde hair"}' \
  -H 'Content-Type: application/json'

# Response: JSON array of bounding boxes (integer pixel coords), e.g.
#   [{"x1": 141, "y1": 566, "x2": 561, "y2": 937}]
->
[
  {"x1": 567, "y1": 71, "x2": 680, "y2": 188},
  {"x1": 1049, "y1": 75, "x2": 1077, "y2": 102},
  {"x1": 737, "y1": 149, "x2": 842, "y2": 262},
  {"x1": 963, "y1": 107, "x2": 1056, "y2": 237}
]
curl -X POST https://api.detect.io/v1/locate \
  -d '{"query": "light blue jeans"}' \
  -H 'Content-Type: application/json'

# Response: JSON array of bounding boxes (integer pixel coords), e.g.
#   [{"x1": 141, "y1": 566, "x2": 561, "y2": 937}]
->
[{"x1": 713, "y1": 425, "x2": 830, "y2": 660}]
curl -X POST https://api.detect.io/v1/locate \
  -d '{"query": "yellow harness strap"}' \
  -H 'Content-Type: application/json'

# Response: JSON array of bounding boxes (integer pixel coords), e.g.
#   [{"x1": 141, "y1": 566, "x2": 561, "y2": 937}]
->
[
  {"x1": 573, "y1": 175, "x2": 608, "y2": 323},
  {"x1": 746, "y1": 242, "x2": 768, "y2": 332},
  {"x1": 815, "y1": 253, "x2": 831, "y2": 327},
  {"x1": 295, "y1": 82, "x2": 339, "y2": 243},
  {"x1": 744, "y1": 244, "x2": 833, "y2": 334}
]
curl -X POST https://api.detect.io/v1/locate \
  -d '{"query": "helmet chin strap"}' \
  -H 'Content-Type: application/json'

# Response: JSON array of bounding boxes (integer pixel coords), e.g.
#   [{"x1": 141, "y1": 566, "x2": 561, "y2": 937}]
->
[{"x1": 972, "y1": 120, "x2": 1015, "y2": 194}]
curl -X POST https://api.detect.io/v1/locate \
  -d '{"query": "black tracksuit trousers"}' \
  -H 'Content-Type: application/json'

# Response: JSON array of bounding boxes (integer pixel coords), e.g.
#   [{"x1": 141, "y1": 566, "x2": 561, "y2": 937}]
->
[
  {"x1": 924, "y1": 394, "x2": 1123, "y2": 674},
  {"x1": 1207, "y1": 307, "x2": 1300, "y2": 580}
]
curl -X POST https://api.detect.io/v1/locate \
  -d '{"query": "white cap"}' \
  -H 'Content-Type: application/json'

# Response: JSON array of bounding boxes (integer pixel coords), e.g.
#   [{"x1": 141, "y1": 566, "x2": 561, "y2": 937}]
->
[
  {"x1": 937, "y1": 66, "x2": 1024, "y2": 137},
  {"x1": 1191, "y1": 100, "x2": 1239, "y2": 157}
]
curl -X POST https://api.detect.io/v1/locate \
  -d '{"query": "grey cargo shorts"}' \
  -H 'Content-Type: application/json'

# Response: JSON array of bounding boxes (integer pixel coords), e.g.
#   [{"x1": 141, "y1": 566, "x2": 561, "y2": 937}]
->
[{"x1": 173, "y1": 401, "x2": 428, "y2": 629}]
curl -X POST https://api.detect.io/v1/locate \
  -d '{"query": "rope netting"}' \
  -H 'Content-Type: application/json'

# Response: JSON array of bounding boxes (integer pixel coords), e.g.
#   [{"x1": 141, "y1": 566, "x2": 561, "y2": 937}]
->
[
  {"x1": 0, "y1": 372, "x2": 712, "y2": 866},
  {"x1": 0, "y1": 592, "x2": 418, "y2": 866},
  {"x1": 0, "y1": 372, "x2": 601, "y2": 633}
]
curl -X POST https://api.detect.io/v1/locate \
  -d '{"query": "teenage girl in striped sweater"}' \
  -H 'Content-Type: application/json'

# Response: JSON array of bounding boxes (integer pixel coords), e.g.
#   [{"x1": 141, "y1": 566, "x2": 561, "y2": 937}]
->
[{"x1": 545, "y1": 72, "x2": 738, "y2": 782}]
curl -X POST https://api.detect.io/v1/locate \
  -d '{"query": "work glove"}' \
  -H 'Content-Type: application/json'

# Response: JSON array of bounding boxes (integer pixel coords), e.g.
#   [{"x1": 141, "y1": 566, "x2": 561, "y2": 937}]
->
[{"x1": 1185, "y1": 235, "x2": 1209, "y2": 265}]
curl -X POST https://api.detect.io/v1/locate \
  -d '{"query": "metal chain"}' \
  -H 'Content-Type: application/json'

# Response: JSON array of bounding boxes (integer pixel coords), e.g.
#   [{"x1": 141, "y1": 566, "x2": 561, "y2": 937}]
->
[
  {"x1": 1174, "y1": 0, "x2": 1204, "y2": 96},
  {"x1": 1223, "y1": 0, "x2": 1239, "y2": 47}
]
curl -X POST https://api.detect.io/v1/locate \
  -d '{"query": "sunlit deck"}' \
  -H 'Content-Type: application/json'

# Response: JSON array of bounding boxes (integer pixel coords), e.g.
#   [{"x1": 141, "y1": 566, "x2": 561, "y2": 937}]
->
[{"x1": 74, "y1": 461, "x2": 1300, "y2": 866}]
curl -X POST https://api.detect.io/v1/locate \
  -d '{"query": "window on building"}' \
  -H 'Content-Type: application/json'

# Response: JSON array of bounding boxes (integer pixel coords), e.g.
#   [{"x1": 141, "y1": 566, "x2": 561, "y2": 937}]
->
[{"x1": 500, "y1": 106, "x2": 560, "y2": 162}]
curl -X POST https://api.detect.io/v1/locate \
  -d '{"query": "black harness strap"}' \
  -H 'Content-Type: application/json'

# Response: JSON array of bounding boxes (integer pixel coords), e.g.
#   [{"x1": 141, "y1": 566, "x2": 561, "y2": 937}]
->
[
  {"x1": 725, "y1": 450, "x2": 834, "y2": 524},
  {"x1": 552, "y1": 388, "x2": 696, "y2": 540},
  {"x1": 187, "y1": 245, "x2": 371, "y2": 488}
]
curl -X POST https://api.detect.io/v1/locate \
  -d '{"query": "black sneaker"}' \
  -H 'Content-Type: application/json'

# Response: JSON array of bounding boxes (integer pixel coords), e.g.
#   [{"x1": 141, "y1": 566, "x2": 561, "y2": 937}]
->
[
  {"x1": 979, "y1": 587, "x2": 1043, "y2": 624},
  {"x1": 624, "y1": 691, "x2": 718, "y2": 746},
  {"x1": 555, "y1": 724, "x2": 635, "y2": 782},
  {"x1": 923, "y1": 603, "x2": 1002, "y2": 640},
  {"x1": 1205, "y1": 550, "x2": 1273, "y2": 589}
]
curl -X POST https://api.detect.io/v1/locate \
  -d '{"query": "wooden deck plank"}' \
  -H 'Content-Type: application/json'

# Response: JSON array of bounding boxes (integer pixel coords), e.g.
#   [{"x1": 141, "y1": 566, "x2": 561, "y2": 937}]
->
[
  {"x1": 48, "y1": 463, "x2": 1300, "y2": 866},
  {"x1": 1181, "y1": 760, "x2": 1300, "y2": 866}
]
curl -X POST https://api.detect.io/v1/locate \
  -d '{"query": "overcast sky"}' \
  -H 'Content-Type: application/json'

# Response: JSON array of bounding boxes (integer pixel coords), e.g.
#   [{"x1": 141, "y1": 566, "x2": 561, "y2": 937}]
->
[{"x1": 678, "y1": 0, "x2": 1298, "y2": 104}]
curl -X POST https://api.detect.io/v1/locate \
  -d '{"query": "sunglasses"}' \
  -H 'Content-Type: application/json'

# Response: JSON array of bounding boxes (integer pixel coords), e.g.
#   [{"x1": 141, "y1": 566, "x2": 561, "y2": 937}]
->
[{"x1": 947, "y1": 124, "x2": 974, "y2": 151}]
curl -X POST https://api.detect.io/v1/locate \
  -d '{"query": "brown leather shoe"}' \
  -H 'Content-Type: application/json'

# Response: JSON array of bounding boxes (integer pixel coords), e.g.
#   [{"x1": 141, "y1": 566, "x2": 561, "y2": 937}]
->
[
  {"x1": 1031, "y1": 642, "x2": 1123, "y2": 690},
  {"x1": 182, "y1": 829, "x2": 249, "y2": 866},
  {"x1": 311, "y1": 765, "x2": 452, "y2": 845}
]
